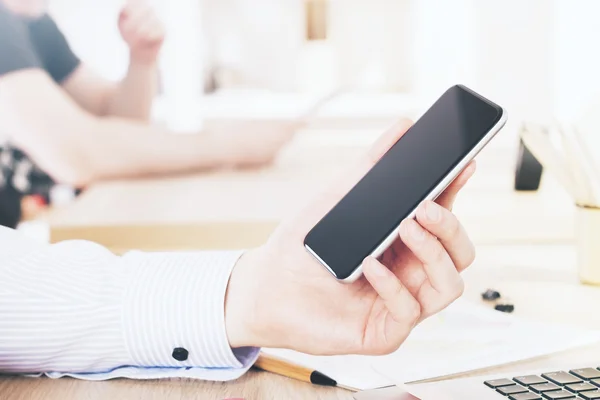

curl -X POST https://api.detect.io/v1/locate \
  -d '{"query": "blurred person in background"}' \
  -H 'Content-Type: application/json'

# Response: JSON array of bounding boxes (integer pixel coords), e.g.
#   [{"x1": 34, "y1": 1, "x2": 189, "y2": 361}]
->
[{"x1": 0, "y1": 0, "x2": 296, "y2": 227}]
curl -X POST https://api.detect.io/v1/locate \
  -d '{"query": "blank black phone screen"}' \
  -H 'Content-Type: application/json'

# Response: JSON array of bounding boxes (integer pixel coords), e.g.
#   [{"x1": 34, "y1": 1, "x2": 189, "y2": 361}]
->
[{"x1": 304, "y1": 85, "x2": 503, "y2": 280}]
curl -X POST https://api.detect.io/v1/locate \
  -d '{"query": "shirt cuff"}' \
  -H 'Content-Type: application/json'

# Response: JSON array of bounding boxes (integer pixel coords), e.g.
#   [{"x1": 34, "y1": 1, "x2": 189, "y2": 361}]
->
[{"x1": 119, "y1": 250, "x2": 259, "y2": 371}]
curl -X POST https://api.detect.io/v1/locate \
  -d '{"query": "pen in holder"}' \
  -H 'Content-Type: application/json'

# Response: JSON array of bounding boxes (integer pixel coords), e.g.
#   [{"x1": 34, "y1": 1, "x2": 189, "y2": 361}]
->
[{"x1": 575, "y1": 204, "x2": 600, "y2": 286}]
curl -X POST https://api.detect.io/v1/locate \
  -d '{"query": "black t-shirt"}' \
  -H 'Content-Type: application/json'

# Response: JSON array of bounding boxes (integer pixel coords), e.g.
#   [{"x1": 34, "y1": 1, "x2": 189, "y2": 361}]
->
[
  {"x1": 0, "y1": 4, "x2": 81, "y2": 227},
  {"x1": 0, "y1": 3, "x2": 80, "y2": 82}
]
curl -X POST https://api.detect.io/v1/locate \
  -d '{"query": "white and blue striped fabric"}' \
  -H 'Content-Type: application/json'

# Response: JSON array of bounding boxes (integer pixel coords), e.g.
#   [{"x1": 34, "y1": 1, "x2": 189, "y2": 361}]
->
[{"x1": 0, "y1": 226, "x2": 259, "y2": 381}]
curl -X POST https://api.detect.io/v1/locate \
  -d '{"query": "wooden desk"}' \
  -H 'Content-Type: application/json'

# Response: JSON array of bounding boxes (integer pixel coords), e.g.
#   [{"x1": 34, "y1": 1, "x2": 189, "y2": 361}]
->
[
  {"x1": 0, "y1": 370, "x2": 350, "y2": 400},
  {"x1": 1, "y1": 244, "x2": 598, "y2": 400},
  {"x1": 42, "y1": 129, "x2": 575, "y2": 253}
]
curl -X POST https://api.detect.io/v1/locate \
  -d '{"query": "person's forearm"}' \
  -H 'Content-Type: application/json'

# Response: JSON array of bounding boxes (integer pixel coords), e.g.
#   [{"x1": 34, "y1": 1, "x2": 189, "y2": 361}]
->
[
  {"x1": 2, "y1": 71, "x2": 239, "y2": 187},
  {"x1": 82, "y1": 117, "x2": 222, "y2": 182},
  {"x1": 15, "y1": 113, "x2": 232, "y2": 186},
  {"x1": 105, "y1": 60, "x2": 158, "y2": 121},
  {"x1": 0, "y1": 226, "x2": 258, "y2": 378}
]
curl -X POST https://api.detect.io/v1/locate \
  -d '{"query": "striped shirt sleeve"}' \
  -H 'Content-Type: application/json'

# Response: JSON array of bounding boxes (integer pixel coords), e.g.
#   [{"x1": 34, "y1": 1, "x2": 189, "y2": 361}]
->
[{"x1": 0, "y1": 225, "x2": 259, "y2": 380}]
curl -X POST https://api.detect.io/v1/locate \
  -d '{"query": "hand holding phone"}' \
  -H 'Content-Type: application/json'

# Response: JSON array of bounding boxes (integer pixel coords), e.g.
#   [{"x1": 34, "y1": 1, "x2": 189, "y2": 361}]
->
[
  {"x1": 304, "y1": 85, "x2": 506, "y2": 282},
  {"x1": 226, "y1": 117, "x2": 479, "y2": 356}
]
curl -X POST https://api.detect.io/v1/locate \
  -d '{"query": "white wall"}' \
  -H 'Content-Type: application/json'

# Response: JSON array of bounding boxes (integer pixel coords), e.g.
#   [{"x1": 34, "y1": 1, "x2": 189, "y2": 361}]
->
[
  {"x1": 329, "y1": 0, "x2": 414, "y2": 92},
  {"x1": 554, "y1": 0, "x2": 600, "y2": 122},
  {"x1": 472, "y1": 0, "x2": 555, "y2": 125},
  {"x1": 201, "y1": 0, "x2": 304, "y2": 91},
  {"x1": 411, "y1": 0, "x2": 477, "y2": 107},
  {"x1": 49, "y1": 0, "x2": 127, "y2": 81}
]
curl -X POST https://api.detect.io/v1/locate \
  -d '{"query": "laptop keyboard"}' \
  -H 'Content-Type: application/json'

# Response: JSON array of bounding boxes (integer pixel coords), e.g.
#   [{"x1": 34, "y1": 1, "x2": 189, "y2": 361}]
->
[{"x1": 484, "y1": 367, "x2": 600, "y2": 399}]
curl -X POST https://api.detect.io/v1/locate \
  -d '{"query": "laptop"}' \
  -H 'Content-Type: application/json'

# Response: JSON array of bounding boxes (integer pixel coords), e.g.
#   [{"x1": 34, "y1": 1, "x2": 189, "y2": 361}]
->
[{"x1": 403, "y1": 364, "x2": 600, "y2": 400}]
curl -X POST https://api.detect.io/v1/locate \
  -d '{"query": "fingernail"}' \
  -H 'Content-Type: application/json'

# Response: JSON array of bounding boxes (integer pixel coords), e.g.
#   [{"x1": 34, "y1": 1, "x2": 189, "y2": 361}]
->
[
  {"x1": 367, "y1": 258, "x2": 388, "y2": 277},
  {"x1": 425, "y1": 201, "x2": 441, "y2": 222},
  {"x1": 410, "y1": 220, "x2": 426, "y2": 241},
  {"x1": 465, "y1": 162, "x2": 476, "y2": 177}
]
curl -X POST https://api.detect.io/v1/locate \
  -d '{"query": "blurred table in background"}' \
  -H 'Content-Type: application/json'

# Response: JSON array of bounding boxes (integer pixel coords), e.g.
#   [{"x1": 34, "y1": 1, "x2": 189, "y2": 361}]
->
[{"x1": 40, "y1": 124, "x2": 575, "y2": 253}]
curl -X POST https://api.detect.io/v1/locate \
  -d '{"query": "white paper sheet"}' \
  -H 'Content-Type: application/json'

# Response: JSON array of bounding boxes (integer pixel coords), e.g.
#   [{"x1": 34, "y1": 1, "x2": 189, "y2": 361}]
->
[{"x1": 263, "y1": 299, "x2": 600, "y2": 391}]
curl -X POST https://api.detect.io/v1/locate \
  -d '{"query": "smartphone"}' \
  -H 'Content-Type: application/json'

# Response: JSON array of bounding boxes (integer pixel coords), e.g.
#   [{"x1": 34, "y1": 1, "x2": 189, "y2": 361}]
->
[{"x1": 304, "y1": 84, "x2": 507, "y2": 283}]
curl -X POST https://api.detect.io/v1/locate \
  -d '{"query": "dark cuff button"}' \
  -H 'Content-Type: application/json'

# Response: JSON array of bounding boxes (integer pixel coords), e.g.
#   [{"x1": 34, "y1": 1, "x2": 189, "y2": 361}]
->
[{"x1": 172, "y1": 347, "x2": 189, "y2": 361}]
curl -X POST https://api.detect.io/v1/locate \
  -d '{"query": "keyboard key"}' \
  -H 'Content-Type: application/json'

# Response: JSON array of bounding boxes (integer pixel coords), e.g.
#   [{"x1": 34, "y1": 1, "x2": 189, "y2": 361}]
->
[
  {"x1": 541, "y1": 390, "x2": 575, "y2": 399},
  {"x1": 510, "y1": 393, "x2": 542, "y2": 400},
  {"x1": 515, "y1": 375, "x2": 548, "y2": 386},
  {"x1": 566, "y1": 382, "x2": 596, "y2": 392},
  {"x1": 497, "y1": 385, "x2": 529, "y2": 396},
  {"x1": 581, "y1": 391, "x2": 600, "y2": 400},
  {"x1": 531, "y1": 383, "x2": 562, "y2": 393},
  {"x1": 486, "y1": 378, "x2": 518, "y2": 388},
  {"x1": 571, "y1": 369, "x2": 600, "y2": 380},
  {"x1": 593, "y1": 379, "x2": 600, "y2": 388},
  {"x1": 565, "y1": 382, "x2": 597, "y2": 393},
  {"x1": 542, "y1": 372, "x2": 583, "y2": 386}
]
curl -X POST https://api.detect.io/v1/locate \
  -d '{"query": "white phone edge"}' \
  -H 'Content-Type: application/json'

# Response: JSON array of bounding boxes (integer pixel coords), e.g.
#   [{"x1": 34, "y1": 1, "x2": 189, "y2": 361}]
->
[{"x1": 305, "y1": 109, "x2": 508, "y2": 284}]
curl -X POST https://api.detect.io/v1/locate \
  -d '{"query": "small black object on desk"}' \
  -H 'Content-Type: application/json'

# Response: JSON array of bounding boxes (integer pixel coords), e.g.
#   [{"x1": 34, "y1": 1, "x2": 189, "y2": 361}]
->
[
  {"x1": 495, "y1": 304, "x2": 515, "y2": 313},
  {"x1": 482, "y1": 289, "x2": 501, "y2": 301}
]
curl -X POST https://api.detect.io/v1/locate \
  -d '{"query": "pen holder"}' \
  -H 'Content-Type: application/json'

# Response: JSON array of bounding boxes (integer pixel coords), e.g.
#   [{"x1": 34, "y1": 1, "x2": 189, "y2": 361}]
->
[{"x1": 576, "y1": 204, "x2": 600, "y2": 285}]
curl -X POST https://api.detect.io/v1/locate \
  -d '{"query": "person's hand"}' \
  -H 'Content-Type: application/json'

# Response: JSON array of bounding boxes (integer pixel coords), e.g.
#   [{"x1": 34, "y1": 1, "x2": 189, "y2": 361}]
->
[
  {"x1": 118, "y1": 0, "x2": 165, "y2": 64},
  {"x1": 225, "y1": 119, "x2": 477, "y2": 355},
  {"x1": 202, "y1": 119, "x2": 298, "y2": 169},
  {"x1": 20, "y1": 195, "x2": 48, "y2": 221}
]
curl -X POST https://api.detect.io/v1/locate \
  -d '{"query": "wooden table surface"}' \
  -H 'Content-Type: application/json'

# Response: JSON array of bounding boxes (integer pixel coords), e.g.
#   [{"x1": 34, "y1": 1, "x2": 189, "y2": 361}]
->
[{"x1": 15, "y1": 126, "x2": 596, "y2": 400}]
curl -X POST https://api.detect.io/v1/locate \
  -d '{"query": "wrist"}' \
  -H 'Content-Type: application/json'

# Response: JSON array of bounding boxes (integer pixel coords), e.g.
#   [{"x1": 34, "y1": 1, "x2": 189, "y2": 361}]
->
[
  {"x1": 129, "y1": 51, "x2": 159, "y2": 69},
  {"x1": 224, "y1": 248, "x2": 267, "y2": 349}
]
